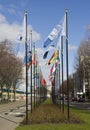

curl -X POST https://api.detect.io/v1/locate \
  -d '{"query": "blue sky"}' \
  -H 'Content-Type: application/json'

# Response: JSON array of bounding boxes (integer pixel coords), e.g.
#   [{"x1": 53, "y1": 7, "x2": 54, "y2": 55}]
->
[{"x1": 0, "y1": 0, "x2": 90, "y2": 88}]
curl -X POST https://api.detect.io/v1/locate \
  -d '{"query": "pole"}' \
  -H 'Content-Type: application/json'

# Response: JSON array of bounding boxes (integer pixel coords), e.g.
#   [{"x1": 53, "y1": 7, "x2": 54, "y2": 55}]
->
[
  {"x1": 65, "y1": 9, "x2": 70, "y2": 120},
  {"x1": 36, "y1": 56, "x2": 38, "y2": 107},
  {"x1": 30, "y1": 30, "x2": 32, "y2": 113},
  {"x1": 33, "y1": 43, "x2": 35, "y2": 110},
  {"x1": 58, "y1": 59, "x2": 61, "y2": 109},
  {"x1": 61, "y1": 36, "x2": 64, "y2": 113},
  {"x1": 25, "y1": 11, "x2": 28, "y2": 124}
]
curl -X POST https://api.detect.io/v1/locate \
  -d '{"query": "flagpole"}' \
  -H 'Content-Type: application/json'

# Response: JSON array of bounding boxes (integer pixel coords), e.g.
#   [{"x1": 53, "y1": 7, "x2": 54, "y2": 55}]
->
[
  {"x1": 58, "y1": 56, "x2": 61, "y2": 109},
  {"x1": 33, "y1": 42, "x2": 36, "y2": 110},
  {"x1": 65, "y1": 9, "x2": 70, "y2": 120},
  {"x1": 25, "y1": 11, "x2": 28, "y2": 124},
  {"x1": 35, "y1": 53, "x2": 38, "y2": 107},
  {"x1": 30, "y1": 30, "x2": 33, "y2": 113},
  {"x1": 61, "y1": 36, "x2": 64, "y2": 113}
]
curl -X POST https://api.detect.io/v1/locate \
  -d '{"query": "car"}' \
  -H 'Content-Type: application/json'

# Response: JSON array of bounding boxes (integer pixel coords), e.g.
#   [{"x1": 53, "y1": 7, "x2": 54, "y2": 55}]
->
[
  {"x1": 78, "y1": 97, "x2": 84, "y2": 102},
  {"x1": 71, "y1": 97, "x2": 77, "y2": 101}
]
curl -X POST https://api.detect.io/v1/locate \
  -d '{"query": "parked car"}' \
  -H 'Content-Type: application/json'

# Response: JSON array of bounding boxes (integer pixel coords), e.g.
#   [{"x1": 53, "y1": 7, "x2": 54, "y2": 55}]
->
[
  {"x1": 78, "y1": 97, "x2": 84, "y2": 102},
  {"x1": 71, "y1": 97, "x2": 77, "y2": 101}
]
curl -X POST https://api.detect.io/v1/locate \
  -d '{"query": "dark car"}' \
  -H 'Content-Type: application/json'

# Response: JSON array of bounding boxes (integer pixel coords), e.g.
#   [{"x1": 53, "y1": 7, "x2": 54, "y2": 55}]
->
[
  {"x1": 78, "y1": 97, "x2": 84, "y2": 102},
  {"x1": 71, "y1": 97, "x2": 77, "y2": 101}
]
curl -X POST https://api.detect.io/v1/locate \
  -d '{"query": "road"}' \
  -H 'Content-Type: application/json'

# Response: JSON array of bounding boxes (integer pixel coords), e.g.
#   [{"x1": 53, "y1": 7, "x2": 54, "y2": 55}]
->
[
  {"x1": 0, "y1": 100, "x2": 30, "y2": 130},
  {"x1": 70, "y1": 101, "x2": 90, "y2": 110}
]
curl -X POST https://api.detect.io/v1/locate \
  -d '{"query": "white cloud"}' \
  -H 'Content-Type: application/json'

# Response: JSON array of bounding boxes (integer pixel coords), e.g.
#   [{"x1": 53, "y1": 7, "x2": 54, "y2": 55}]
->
[
  {"x1": 68, "y1": 44, "x2": 77, "y2": 50},
  {"x1": 0, "y1": 14, "x2": 7, "y2": 23},
  {"x1": 0, "y1": 13, "x2": 41, "y2": 43}
]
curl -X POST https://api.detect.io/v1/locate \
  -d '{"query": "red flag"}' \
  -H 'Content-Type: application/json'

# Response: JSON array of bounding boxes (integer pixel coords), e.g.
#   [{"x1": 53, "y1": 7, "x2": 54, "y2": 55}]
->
[
  {"x1": 42, "y1": 78, "x2": 47, "y2": 86},
  {"x1": 32, "y1": 53, "x2": 36, "y2": 65}
]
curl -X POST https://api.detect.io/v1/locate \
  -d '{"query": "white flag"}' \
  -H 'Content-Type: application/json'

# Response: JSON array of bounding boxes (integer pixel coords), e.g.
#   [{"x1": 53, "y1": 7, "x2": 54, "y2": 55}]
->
[
  {"x1": 17, "y1": 12, "x2": 27, "y2": 42},
  {"x1": 61, "y1": 14, "x2": 66, "y2": 36}
]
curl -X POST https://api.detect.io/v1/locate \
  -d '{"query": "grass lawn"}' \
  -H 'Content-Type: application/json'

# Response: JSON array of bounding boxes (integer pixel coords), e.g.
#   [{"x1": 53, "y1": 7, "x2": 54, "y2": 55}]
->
[{"x1": 15, "y1": 99, "x2": 90, "y2": 130}]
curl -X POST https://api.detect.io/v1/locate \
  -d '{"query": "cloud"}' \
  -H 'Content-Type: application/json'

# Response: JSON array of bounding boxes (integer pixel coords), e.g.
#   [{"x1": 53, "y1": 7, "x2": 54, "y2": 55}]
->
[
  {"x1": 68, "y1": 44, "x2": 77, "y2": 50},
  {"x1": 86, "y1": 24, "x2": 90, "y2": 30},
  {"x1": 0, "y1": 13, "x2": 7, "y2": 23},
  {"x1": 0, "y1": 13, "x2": 41, "y2": 43}
]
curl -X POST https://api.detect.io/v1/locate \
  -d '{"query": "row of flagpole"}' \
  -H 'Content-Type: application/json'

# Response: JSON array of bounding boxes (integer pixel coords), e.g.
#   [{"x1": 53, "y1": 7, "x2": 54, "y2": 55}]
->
[
  {"x1": 43, "y1": 9, "x2": 70, "y2": 120},
  {"x1": 23, "y1": 9, "x2": 69, "y2": 124},
  {"x1": 23, "y1": 11, "x2": 47, "y2": 124}
]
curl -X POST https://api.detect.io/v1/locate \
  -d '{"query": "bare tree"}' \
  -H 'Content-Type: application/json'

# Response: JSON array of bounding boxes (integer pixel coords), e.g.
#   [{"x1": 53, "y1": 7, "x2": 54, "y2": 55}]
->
[
  {"x1": 74, "y1": 40, "x2": 90, "y2": 97},
  {"x1": 0, "y1": 40, "x2": 23, "y2": 101}
]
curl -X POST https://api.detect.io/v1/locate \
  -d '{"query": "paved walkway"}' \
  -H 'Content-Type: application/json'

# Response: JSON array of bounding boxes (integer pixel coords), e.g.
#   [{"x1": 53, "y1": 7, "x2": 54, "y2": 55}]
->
[{"x1": 0, "y1": 100, "x2": 29, "y2": 130}]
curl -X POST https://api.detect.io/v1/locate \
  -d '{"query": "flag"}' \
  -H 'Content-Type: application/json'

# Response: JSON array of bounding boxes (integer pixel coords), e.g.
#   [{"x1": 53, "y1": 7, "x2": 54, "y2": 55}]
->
[
  {"x1": 56, "y1": 14, "x2": 66, "y2": 49},
  {"x1": 43, "y1": 24, "x2": 61, "y2": 48},
  {"x1": 32, "y1": 53, "x2": 36, "y2": 65},
  {"x1": 42, "y1": 78, "x2": 47, "y2": 86},
  {"x1": 49, "y1": 64, "x2": 54, "y2": 81},
  {"x1": 43, "y1": 45, "x2": 56, "y2": 59},
  {"x1": 27, "y1": 52, "x2": 36, "y2": 70},
  {"x1": 52, "y1": 61, "x2": 57, "y2": 75},
  {"x1": 49, "y1": 62, "x2": 57, "y2": 82},
  {"x1": 43, "y1": 14, "x2": 66, "y2": 60},
  {"x1": 17, "y1": 12, "x2": 27, "y2": 42},
  {"x1": 61, "y1": 14, "x2": 66, "y2": 36},
  {"x1": 43, "y1": 14, "x2": 66, "y2": 49},
  {"x1": 46, "y1": 50, "x2": 59, "y2": 65},
  {"x1": 23, "y1": 52, "x2": 31, "y2": 64}
]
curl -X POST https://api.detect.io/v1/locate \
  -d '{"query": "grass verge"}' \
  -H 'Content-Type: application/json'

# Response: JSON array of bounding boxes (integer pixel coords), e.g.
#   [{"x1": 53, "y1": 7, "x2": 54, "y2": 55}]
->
[{"x1": 15, "y1": 99, "x2": 90, "y2": 130}]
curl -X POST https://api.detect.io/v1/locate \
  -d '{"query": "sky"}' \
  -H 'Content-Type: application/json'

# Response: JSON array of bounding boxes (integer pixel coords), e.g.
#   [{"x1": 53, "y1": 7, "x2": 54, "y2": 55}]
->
[{"x1": 0, "y1": 0, "x2": 90, "y2": 90}]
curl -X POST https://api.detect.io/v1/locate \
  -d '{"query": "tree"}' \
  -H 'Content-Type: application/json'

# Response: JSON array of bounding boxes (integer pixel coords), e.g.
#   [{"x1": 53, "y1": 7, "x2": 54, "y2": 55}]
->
[
  {"x1": 0, "y1": 40, "x2": 23, "y2": 101},
  {"x1": 74, "y1": 40, "x2": 90, "y2": 97}
]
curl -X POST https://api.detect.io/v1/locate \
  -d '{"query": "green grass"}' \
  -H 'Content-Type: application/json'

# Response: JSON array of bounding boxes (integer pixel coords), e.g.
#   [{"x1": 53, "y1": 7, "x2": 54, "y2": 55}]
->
[
  {"x1": 16, "y1": 99, "x2": 90, "y2": 130},
  {"x1": 16, "y1": 123, "x2": 90, "y2": 130}
]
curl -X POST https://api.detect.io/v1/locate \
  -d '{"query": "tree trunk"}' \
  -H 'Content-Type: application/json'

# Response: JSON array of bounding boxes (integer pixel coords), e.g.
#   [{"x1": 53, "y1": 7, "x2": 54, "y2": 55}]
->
[
  {"x1": 7, "y1": 88, "x2": 10, "y2": 102},
  {"x1": 13, "y1": 86, "x2": 16, "y2": 101}
]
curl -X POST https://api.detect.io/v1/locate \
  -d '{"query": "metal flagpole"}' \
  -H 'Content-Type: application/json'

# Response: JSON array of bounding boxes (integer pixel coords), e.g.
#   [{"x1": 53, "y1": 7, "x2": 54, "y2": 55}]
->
[
  {"x1": 30, "y1": 30, "x2": 33, "y2": 113},
  {"x1": 35, "y1": 55, "x2": 38, "y2": 107},
  {"x1": 58, "y1": 57, "x2": 61, "y2": 109},
  {"x1": 61, "y1": 36, "x2": 64, "y2": 113},
  {"x1": 25, "y1": 11, "x2": 28, "y2": 124},
  {"x1": 33, "y1": 42, "x2": 36, "y2": 110},
  {"x1": 65, "y1": 9, "x2": 70, "y2": 120}
]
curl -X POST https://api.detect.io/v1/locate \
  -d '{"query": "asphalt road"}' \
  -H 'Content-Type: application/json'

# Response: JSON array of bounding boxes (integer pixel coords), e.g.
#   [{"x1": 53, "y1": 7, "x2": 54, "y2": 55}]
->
[
  {"x1": 70, "y1": 101, "x2": 90, "y2": 110},
  {"x1": 0, "y1": 100, "x2": 29, "y2": 130}
]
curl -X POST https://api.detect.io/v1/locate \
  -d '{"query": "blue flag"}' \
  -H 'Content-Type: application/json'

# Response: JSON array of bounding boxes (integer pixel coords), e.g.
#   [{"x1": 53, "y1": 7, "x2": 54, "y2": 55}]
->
[
  {"x1": 43, "y1": 14, "x2": 66, "y2": 49},
  {"x1": 43, "y1": 24, "x2": 61, "y2": 48},
  {"x1": 23, "y1": 52, "x2": 31, "y2": 65}
]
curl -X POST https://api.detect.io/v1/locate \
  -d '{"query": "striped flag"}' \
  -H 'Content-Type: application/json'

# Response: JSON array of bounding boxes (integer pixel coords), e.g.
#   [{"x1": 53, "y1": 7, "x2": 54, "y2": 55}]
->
[{"x1": 46, "y1": 50, "x2": 59, "y2": 66}]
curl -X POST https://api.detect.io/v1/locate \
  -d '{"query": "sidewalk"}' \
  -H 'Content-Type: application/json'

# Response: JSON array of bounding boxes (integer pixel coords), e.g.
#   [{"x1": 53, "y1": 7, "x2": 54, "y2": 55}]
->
[{"x1": 0, "y1": 100, "x2": 28, "y2": 130}]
